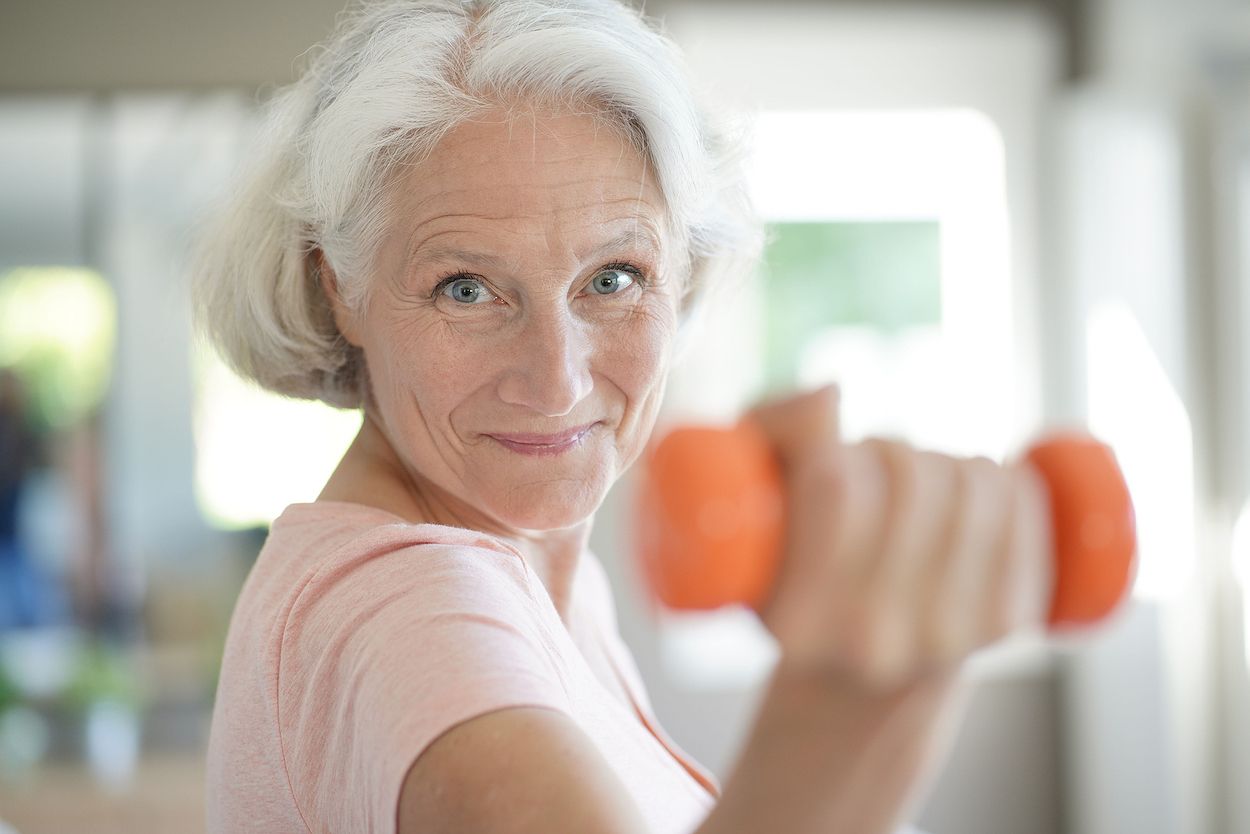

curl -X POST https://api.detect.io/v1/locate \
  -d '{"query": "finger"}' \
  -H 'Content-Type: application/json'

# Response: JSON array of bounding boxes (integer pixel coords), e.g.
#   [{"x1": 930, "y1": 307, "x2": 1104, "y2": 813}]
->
[
  {"x1": 1001, "y1": 462, "x2": 1054, "y2": 632},
  {"x1": 979, "y1": 467, "x2": 1020, "y2": 644},
  {"x1": 911, "y1": 452, "x2": 969, "y2": 666},
  {"x1": 862, "y1": 441, "x2": 959, "y2": 683},
  {"x1": 976, "y1": 462, "x2": 1054, "y2": 645},
  {"x1": 770, "y1": 444, "x2": 888, "y2": 667},
  {"x1": 745, "y1": 383, "x2": 842, "y2": 466},
  {"x1": 762, "y1": 449, "x2": 848, "y2": 662},
  {"x1": 934, "y1": 455, "x2": 1013, "y2": 663},
  {"x1": 834, "y1": 442, "x2": 891, "y2": 580}
]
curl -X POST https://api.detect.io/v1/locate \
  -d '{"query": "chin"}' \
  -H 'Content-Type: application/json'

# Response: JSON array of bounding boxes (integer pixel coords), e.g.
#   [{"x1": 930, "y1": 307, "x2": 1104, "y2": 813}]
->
[{"x1": 493, "y1": 483, "x2": 605, "y2": 532}]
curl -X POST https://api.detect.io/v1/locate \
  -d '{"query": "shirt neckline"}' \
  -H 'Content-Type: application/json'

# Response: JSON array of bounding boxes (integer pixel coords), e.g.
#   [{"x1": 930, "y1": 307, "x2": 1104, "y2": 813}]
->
[{"x1": 275, "y1": 500, "x2": 528, "y2": 556}]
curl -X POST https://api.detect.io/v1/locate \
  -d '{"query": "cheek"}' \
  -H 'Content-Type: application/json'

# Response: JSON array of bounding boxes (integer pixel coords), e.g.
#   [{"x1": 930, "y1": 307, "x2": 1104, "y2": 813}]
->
[
  {"x1": 367, "y1": 298, "x2": 676, "y2": 415},
  {"x1": 598, "y1": 303, "x2": 676, "y2": 407},
  {"x1": 365, "y1": 319, "x2": 483, "y2": 426},
  {"x1": 629, "y1": 302, "x2": 678, "y2": 380}
]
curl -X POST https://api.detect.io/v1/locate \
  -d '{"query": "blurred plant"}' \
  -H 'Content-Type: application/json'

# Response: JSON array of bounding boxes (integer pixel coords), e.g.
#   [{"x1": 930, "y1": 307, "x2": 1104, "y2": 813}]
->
[
  {"x1": 0, "y1": 267, "x2": 116, "y2": 434},
  {"x1": 0, "y1": 648, "x2": 50, "y2": 779},
  {"x1": 62, "y1": 639, "x2": 143, "y2": 788},
  {"x1": 62, "y1": 638, "x2": 142, "y2": 712},
  {"x1": 0, "y1": 661, "x2": 17, "y2": 714}
]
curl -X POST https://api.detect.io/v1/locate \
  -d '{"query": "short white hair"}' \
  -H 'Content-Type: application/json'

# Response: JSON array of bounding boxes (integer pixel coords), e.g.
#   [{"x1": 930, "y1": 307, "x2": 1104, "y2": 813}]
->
[{"x1": 191, "y1": 0, "x2": 761, "y2": 408}]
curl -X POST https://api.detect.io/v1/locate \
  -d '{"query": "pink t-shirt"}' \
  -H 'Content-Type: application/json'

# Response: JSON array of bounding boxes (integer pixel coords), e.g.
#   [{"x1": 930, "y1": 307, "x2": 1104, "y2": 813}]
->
[{"x1": 205, "y1": 501, "x2": 720, "y2": 834}]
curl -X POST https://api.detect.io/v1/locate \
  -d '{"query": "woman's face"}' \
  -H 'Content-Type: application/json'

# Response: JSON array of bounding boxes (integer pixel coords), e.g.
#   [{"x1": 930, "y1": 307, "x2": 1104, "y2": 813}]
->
[{"x1": 336, "y1": 106, "x2": 679, "y2": 533}]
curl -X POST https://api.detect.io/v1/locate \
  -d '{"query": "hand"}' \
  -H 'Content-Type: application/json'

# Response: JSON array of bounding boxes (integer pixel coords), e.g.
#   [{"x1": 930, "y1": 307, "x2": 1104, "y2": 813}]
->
[{"x1": 746, "y1": 385, "x2": 1053, "y2": 688}]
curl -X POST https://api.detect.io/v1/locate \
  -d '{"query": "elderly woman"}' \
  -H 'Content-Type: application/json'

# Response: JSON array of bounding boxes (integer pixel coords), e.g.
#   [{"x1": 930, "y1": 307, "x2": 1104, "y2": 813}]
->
[{"x1": 195, "y1": 1, "x2": 1048, "y2": 832}]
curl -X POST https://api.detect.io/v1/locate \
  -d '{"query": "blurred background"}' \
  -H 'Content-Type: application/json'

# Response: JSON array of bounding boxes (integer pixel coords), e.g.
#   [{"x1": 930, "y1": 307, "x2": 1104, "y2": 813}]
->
[{"x1": 0, "y1": 0, "x2": 1247, "y2": 832}]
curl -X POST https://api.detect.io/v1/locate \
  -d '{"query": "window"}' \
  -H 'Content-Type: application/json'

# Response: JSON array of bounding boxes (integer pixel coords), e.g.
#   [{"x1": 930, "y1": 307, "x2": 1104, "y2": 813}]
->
[
  {"x1": 656, "y1": 109, "x2": 1023, "y2": 687},
  {"x1": 192, "y1": 350, "x2": 361, "y2": 530}
]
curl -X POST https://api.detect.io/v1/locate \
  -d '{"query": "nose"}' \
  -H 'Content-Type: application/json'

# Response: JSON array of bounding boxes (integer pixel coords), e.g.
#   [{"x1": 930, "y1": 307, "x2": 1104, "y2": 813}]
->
[{"x1": 495, "y1": 306, "x2": 594, "y2": 417}]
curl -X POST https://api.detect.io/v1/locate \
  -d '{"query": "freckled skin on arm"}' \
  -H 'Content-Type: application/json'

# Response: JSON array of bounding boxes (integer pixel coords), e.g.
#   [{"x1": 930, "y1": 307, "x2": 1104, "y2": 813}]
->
[
  {"x1": 396, "y1": 673, "x2": 964, "y2": 834},
  {"x1": 396, "y1": 707, "x2": 651, "y2": 834}
]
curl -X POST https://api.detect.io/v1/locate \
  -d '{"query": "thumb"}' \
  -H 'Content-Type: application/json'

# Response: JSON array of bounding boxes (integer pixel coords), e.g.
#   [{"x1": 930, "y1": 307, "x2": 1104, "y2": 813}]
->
[{"x1": 743, "y1": 383, "x2": 842, "y2": 467}]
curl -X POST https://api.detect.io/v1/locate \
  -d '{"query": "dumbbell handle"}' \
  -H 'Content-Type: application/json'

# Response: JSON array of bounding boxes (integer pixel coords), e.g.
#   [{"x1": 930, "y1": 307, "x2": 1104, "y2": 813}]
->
[{"x1": 635, "y1": 418, "x2": 1137, "y2": 629}]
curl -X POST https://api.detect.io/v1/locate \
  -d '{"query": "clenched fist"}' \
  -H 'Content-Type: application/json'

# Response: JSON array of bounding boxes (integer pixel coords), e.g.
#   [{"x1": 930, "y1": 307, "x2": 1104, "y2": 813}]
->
[{"x1": 747, "y1": 384, "x2": 1054, "y2": 688}]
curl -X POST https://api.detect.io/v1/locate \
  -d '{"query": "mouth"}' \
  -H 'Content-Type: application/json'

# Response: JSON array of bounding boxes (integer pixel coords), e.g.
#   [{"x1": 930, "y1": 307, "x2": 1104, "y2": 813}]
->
[{"x1": 486, "y1": 422, "x2": 598, "y2": 457}]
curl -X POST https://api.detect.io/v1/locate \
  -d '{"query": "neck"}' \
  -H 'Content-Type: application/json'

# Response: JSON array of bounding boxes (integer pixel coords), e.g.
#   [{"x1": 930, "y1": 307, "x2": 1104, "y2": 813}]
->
[{"x1": 318, "y1": 412, "x2": 592, "y2": 619}]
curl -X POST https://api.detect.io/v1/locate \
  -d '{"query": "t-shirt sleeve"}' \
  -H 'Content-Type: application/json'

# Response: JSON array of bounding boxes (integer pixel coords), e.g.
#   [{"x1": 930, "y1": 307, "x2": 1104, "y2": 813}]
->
[{"x1": 276, "y1": 538, "x2": 572, "y2": 834}]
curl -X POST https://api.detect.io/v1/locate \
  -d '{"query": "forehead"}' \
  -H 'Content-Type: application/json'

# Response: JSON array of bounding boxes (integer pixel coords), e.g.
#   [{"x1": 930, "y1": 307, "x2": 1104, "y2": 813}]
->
[{"x1": 388, "y1": 106, "x2": 668, "y2": 254}]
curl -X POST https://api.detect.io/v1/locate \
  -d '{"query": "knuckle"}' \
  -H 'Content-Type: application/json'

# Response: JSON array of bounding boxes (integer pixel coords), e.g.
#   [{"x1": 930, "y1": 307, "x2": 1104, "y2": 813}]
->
[
  {"x1": 916, "y1": 450, "x2": 961, "y2": 517},
  {"x1": 865, "y1": 438, "x2": 920, "y2": 515},
  {"x1": 795, "y1": 454, "x2": 846, "y2": 500},
  {"x1": 867, "y1": 436, "x2": 914, "y2": 472},
  {"x1": 1014, "y1": 463, "x2": 1049, "y2": 509},
  {"x1": 913, "y1": 448, "x2": 949, "y2": 478},
  {"x1": 962, "y1": 454, "x2": 1001, "y2": 489},
  {"x1": 836, "y1": 618, "x2": 875, "y2": 676},
  {"x1": 838, "y1": 599, "x2": 886, "y2": 673},
  {"x1": 966, "y1": 452, "x2": 997, "y2": 468}
]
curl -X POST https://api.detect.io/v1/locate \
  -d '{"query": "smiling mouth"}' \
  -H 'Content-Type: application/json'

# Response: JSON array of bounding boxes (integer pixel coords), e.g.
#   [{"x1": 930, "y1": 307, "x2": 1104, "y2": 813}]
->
[{"x1": 486, "y1": 423, "x2": 597, "y2": 456}]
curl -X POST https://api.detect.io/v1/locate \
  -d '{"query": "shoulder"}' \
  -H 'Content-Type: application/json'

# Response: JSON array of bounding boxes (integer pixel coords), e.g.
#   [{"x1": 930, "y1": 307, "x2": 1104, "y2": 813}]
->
[
  {"x1": 265, "y1": 504, "x2": 579, "y2": 832},
  {"x1": 266, "y1": 501, "x2": 544, "y2": 621},
  {"x1": 265, "y1": 501, "x2": 566, "y2": 704}
]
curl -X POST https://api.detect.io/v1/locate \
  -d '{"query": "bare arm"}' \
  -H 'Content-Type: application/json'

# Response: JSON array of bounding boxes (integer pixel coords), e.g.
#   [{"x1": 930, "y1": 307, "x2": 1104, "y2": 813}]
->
[
  {"x1": 697, "y1": 664, "x2": 968, "y2": 834},
  {"x1": 398, "y1": 666, "x2": 966, "y2": 834},
  {"x1": 397, "y1": 706, "x2": 650, "y2": 834}
]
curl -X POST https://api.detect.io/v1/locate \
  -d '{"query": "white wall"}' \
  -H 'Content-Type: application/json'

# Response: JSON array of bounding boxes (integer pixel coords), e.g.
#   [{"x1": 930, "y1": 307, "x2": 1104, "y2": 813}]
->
[
  {"x1": 0, "y1": 98, "x2": 91, "y2": 269},
  {"x1": 1050, "y1": 2, "x2": 1250, "y2": 832}
]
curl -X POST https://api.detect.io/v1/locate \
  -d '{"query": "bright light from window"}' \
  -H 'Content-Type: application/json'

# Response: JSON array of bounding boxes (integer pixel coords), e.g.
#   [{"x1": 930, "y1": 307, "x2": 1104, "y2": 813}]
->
[
  {"x1": 1233, "y1": 501, "x2": 1250, "y2": 670},
  {"x1": 1235, "y1": 502, "x2": 1250, "y2": 589},
  {"x1": 192, "y1": 347, "x2": 361, "y2": 530},
  {"x1": 1086, "y1": 302, "x2": 1194, "y2": 601},
  {"x1": 751, "y1": 110, "x2": 1013, "y2": 459},
  {"x1": 0, "y1": 267, "x2": 115, "y2": 430}
]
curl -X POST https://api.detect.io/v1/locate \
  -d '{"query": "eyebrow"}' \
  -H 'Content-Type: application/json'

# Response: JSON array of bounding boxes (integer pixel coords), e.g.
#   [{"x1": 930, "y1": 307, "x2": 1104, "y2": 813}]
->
[
  {"x1": 585, "y1": 227, "x2": 665, "y2": 261},
  {"x1": 406, "y1": 226, "x2": 664, "y2": 273}
]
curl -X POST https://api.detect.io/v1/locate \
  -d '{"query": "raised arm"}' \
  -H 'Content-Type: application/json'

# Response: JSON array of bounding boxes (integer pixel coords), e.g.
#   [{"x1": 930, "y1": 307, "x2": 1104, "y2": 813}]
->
[
  {"x1": 399, "y1": 384, "x2": 1046, "y2": 833},
  {"x1": 398, "y1": 667, "x2": 964, "y2": 834}
]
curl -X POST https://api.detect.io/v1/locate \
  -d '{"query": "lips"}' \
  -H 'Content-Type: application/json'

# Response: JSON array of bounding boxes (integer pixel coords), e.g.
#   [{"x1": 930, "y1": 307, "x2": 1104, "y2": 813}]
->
[{"x1": 486, "y1": 422, "x2": 597, "y2": 456}]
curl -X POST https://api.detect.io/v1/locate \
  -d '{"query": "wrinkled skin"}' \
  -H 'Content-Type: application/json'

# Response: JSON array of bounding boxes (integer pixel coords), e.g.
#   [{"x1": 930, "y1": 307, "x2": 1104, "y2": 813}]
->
[{"x1": 319, "y1": 104, "x2": 680, "y2": 610}]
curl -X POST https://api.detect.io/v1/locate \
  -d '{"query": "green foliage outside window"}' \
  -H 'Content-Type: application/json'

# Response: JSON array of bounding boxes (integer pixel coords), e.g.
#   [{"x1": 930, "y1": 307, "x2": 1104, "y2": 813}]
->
[
  {"x1": 759, "y1": 221, "x2": 941, "y2": 389},
  {"x1": 0, "y1": 267, "x2": 116, "y2": 433}
]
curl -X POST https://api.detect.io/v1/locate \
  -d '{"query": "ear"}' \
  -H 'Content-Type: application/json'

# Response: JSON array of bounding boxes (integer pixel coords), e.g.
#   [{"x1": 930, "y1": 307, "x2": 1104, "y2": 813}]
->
[{"x1": 316, "y1": 250, "x2": 364, "y2": 347}]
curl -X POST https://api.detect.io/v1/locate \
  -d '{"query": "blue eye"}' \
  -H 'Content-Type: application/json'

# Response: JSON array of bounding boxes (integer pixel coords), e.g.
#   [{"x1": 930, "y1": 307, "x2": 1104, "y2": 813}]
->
[
  {"x1": 441, "y1": 276, "x2": 496, "y2": 305},
  {"x1": 589, "y1": 268, "x2": 636, "y2": 295}
]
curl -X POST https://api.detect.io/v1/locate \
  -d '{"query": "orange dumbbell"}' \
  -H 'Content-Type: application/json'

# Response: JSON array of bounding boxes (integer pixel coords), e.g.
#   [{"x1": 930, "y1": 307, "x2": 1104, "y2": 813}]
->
[{"x1": 635, "y1": 418, "x2": 1137, "y2": 630}]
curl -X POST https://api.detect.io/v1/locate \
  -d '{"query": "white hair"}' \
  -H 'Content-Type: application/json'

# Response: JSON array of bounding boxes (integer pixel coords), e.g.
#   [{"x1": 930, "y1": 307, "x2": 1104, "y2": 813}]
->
[{"x1": 191, "y1": 0, "x2": 761, "y2": 408}]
